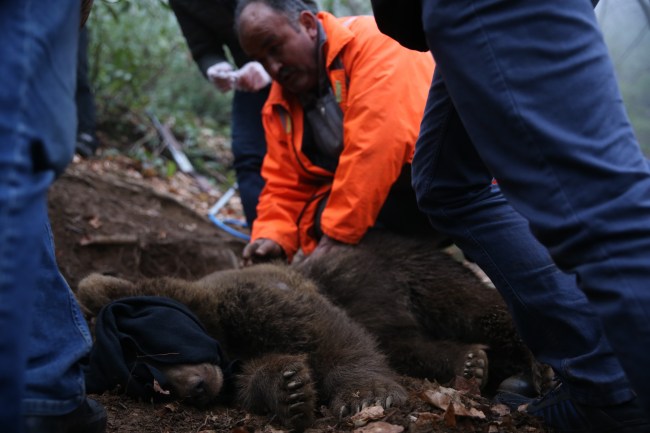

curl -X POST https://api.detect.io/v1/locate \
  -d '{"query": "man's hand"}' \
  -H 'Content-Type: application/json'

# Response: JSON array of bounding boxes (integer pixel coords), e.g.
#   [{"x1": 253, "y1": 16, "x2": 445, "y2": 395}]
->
[
  {"x1": 207, "y1": 62, "x2": 237, "y2": 92},
  {"x1": 242, "y1": 238, "x2": 285, "y2": 266},
  {"x1": 234, "y1": 62, "x2": 271, "y2": 92},
  {"x1": 301, "y1": 235, "x2": 347, "y2": 265}
]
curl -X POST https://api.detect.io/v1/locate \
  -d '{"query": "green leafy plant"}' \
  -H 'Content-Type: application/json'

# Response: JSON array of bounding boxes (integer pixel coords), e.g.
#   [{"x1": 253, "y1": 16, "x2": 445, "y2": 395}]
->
[{"x1": 87, "y1": 0, "x2": 236, "y2": 178}]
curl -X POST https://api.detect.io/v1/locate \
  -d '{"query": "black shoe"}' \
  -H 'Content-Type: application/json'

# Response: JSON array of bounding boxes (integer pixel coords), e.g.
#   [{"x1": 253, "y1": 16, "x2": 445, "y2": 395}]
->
[
  {"x1": 493, "y1": 389, "x2": 534, "y2": 410},
  {"x1": 497, "y1": 373, "x2": 538, "y2": 398},
  {"x1": 24, "y1": 398, "x2": 107, "y2": 433},
  {"x1": 75, "y1": 132, "x2": 98, "y2": 158},
  {"x1": 526, "y1": 383, "x2": 650, "y2": 433}
]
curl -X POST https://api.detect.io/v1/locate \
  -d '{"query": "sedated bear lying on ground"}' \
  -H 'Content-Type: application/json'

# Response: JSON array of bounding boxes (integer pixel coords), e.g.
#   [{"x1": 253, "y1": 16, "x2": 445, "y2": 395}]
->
[{"x1": 76, "y1": 231, "x2": 543, "y2": 430}]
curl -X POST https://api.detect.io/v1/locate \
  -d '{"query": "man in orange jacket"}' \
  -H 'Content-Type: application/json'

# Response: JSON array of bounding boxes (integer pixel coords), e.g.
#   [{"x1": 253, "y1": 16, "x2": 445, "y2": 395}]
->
[{"x1": 235, "y1": 0, "x2": 439, "y2": 264}]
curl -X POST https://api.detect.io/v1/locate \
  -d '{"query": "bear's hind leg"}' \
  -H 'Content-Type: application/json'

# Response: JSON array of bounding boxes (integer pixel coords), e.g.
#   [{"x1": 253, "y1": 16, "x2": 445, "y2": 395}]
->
[
  {"x1": 458, "y1": 344, "x2": 489, "y2": 387},
  {"x1": 236, "y1": 354, "x2": 316, "y2": 432},
  {"x1": 384, "y1": 337, "x2": 488, "y2": 389}
]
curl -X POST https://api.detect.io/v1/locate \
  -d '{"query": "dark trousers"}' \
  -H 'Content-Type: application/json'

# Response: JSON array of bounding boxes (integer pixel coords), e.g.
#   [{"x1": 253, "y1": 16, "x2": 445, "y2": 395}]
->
[
  {"x1": 415, "y1": 0, "x2": 650, "y2": 409},
  {"x1": 231, "y1": 87, "x2": 269, "y2": 227},
  {"x1": 314, "y1": 165, "x2": 445, "y2": 244},
  {"x1": 75, "y1": 26, "x2": 97, "y2": 144}
]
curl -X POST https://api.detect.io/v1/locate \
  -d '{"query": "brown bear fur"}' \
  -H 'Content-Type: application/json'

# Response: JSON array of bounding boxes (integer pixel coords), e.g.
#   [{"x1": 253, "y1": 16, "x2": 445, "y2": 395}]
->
[
  {"x1": 77, "y1": 264, "x2": 406, "y2": 432},
  {"x1": 294, "y1": 231, "x2": 539, "y2": 395}
]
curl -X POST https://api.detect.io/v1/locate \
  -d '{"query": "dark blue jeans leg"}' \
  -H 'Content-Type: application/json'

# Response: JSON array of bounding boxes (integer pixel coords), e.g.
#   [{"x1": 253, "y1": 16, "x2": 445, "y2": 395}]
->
[
  {"x1": 1, "y1": 1, "x2": 90, "y2": 430},
  {"x1": 413, "y1": 69, "x2": 634, "y2": 406},
  {"x1": 0, "y1": 141, "x2": 49, "y2": 432},
  {"x1": 419, "y1": 0, "x2": 650, "y2": 411},
  {"x1": 231, "y1": 87, "x2": 269, "y2": 228}
]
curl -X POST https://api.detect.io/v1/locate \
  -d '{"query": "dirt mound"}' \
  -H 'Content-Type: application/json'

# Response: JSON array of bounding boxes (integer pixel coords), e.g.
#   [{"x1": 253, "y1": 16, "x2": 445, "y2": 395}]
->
[{"x1": 49, "y1": 157, "x2": 246, "y2": 288}]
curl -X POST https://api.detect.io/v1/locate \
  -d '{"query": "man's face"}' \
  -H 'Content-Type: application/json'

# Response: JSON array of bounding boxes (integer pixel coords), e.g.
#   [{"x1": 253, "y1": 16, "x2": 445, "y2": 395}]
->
[{"x1": 238, "y1": 3, "x2": 319, "y2": 94}]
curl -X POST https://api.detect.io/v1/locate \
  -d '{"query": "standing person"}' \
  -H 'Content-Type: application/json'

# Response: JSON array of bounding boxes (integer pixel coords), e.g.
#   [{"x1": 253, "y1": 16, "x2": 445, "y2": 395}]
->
[
  {"x1": 371, "y1": 0, "x2": 650, "y2": 432},
  {"x1": 0, "y1": 1, "x2": 106, "y2": 432},
  {"x1": 235, "y1": 0, "x2": 445, "y2": 265},
  {"x1": 169, "y1": 0, "x2": 318, "y2": 228}
]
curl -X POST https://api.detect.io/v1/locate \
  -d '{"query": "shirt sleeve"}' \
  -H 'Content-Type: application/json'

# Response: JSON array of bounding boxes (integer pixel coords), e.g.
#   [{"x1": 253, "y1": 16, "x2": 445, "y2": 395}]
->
[{"x1": 251, "y1": 105, "x2": 325, "y2": 259}]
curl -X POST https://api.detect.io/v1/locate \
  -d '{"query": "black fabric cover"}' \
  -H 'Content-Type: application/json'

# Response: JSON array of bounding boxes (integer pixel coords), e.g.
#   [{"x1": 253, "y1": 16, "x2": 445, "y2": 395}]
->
[
  {"x1": 85, "y1": 296, "x2": 230, "y2": 401},
  {"x1": 371, "y1": 0, "x2": 428, "y2": 52}
]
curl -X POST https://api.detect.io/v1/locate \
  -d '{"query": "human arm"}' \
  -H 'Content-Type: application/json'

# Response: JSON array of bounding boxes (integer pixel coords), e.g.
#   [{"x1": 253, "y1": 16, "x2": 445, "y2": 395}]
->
[
  {"x1": 249, "y1": 101, "x2": 325, "y2": 261},
  {"x1": 169, "y1": 0, "x2": 231, "y2": 78}
]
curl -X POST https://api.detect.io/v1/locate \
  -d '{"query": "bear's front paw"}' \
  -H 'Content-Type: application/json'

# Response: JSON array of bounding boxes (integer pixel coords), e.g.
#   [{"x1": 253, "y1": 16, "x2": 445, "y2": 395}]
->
[
  {"x1": 280, "y1": 364, "x2": 317, "y2": 430},
  {"x1": 238, "y1": 354, "x2": 316, "y2": 432},
  {"x1": 329, "y1": 374, "x2": 407, "y2": 419}
]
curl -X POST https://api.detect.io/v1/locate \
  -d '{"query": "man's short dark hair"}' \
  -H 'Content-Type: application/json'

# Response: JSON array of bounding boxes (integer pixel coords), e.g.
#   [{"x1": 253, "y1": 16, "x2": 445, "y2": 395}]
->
[{"x1": 235, "y1": 0, "x2": 320, "y2": 32}]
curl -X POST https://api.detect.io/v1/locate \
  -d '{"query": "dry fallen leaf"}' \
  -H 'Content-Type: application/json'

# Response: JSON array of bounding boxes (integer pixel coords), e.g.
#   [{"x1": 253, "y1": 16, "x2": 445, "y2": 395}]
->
[
  {"x1": 350, "y1": 405, "x2": 385, "y2": 427},
  {"x1": 88, "y1": 215, "x2": 102, "y2": 229},
  {"x1": 353, "y1": 421, "x2": 404, "y2": 433},
  {"x1": 490, "y1": 403, "x2": 511, "y2": 416},
  {"x1": 408, "y1": 412, "x2": 442, "y2": 433},
  {"x1": 420, "y1": 381, "x2": 485, "y2": 419},
  {"x1": 152, "y1": 378, "x2": 170, "y2": 395},
  {"x1": 162, "y1": 402, "x2": 179, "y2": 412},
  {"x1": 443, "y1": 402, "x2": 456, "y2": 428}
]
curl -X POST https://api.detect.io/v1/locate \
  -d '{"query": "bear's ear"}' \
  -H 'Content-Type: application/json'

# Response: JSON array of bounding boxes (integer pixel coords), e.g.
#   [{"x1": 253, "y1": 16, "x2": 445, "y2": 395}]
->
[{"x1": 76, "y1": 273, "x2": 136, "y2": 316}]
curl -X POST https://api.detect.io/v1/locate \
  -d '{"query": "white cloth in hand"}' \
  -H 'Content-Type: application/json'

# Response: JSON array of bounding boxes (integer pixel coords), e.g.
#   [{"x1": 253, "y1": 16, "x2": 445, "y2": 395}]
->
[
  {"x1": 233, "y1": 62, "x2": 271, "y2": 92},
  {"x1": 207, "y1": 61, "x2": 237, "y2": 92}
]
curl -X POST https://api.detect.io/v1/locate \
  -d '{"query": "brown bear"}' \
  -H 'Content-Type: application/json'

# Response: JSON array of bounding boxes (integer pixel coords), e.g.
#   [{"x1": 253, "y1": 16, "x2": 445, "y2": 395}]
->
[
  {"x1": 76, "y1": 231, "x2": 542, "y2": 430},
  {"x1": 77, "y1": 264, "x2": 411, "y2": 432}
]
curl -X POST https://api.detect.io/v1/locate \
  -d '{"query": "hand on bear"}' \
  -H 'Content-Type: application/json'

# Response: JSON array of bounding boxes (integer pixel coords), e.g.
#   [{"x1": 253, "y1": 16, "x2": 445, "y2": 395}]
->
[{"x1": 242, "y1": 238, "x2": 286, "y2": 266}]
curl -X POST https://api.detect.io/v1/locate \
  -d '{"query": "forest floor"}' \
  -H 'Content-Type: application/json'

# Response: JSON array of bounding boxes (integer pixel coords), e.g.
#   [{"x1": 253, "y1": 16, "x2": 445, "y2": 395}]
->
[{"x1": 48, "y1": 149, "x2": 552, "y2": 433}]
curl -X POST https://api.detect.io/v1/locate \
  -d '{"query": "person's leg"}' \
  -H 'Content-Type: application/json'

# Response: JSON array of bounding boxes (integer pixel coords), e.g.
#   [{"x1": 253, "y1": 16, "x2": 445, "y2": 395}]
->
[
  {"x1": 413, "y1": 69, "x2": 634, "y2": 407},
  {"x1": 0, "y1": 136, "x2": 53, "y2": 433},
  {"x1": 23, "y1": 222, "x2": 93, "y2": 415},
  {"x1": 420, "y1": 0, "x2": 650, "y2": 413},
  {"x1": 231, "y1": 87, "x2": 269, "y2": 228},
  {"x1": 0, "y1": 1, "x2": 104, "y2": 432}
]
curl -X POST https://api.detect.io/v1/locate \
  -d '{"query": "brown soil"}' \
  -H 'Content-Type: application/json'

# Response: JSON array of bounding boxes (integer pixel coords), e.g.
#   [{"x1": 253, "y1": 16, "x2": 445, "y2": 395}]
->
[{"x1": 48, "y1": 156, "x2": 551, "y2": 433}]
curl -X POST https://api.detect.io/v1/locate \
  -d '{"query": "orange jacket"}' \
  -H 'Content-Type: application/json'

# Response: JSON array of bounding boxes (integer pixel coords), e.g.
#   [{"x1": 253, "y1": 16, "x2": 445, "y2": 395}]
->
[{"x1": 252, "y1": 12, "x2": 435, "y2": 260}]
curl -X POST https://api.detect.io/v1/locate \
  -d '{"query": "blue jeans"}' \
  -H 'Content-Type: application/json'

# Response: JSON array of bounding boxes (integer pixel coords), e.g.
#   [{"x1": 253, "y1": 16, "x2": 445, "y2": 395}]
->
[
  {"x1": 231, "y1": 87, "x2": 269, "y2": 228},
  {"x1": 415, "y1": 0, "x2": 650, "y2": 410},
  {"x1": 0, "y1": 1, "x2": 92, "y2": 431}
]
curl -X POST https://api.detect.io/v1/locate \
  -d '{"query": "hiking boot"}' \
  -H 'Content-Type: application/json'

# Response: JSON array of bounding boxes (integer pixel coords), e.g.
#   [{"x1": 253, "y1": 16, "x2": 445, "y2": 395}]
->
[
  {"x1": 497, "y1": 373, "x2": 538, "y2": 398},
  {"x1": 75, "y1": 132, "x2": 98, "y2": 158},
  {"x1": 493, "y1": 388, "x2": 533, "y2": 410},
  {"x1": 526, "y1": 383, "x2": 650, "y2": 433},
  {"x1": 24, "y1": 398, "x2": 107, "y2": 433}
]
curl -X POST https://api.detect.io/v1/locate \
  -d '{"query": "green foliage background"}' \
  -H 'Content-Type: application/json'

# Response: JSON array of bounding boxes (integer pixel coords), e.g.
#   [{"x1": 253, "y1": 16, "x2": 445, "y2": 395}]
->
[
  {"x1": 597, "y1": 0, "x2": 650, "y2": 155},
  {"x1": 88, "y1": 0, "x2": 232, "y2": 139}
]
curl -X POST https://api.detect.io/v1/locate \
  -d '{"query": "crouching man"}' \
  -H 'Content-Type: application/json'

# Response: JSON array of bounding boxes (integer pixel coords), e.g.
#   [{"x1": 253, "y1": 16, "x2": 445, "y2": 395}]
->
[{"x1": 235, "y1": 0, "x2": 442, "y2": 265}]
